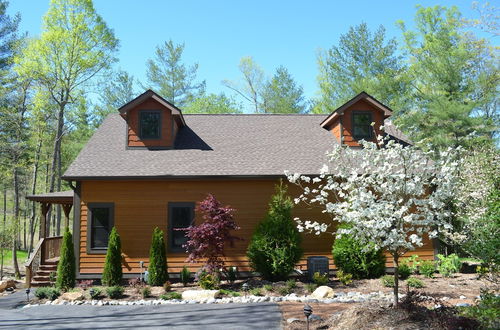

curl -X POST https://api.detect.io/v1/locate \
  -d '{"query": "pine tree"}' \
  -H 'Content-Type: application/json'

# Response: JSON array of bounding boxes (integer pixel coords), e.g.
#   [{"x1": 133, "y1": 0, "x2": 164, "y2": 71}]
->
[
  {"x1": 261, "y1": 66, "x2": 307, "y2": 114},
  {"x1": 55, "y1": 228, "x2": 76, "y2": 290},
  {"x1": 148, "y1": 227, "x2": 168, "y2": 286},
  {"x1": 101, "y1": 227, "x2": 122, "y2": 286},
  {"x1": 247, "y1": 181, "x2": 303, "y2": 281}
]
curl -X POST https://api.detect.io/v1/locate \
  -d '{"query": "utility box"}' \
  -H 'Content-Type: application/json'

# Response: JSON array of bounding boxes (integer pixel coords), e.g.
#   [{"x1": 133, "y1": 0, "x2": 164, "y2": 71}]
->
[{"x1": 307, "y1": 256, "x2": 329, "y2": 281}]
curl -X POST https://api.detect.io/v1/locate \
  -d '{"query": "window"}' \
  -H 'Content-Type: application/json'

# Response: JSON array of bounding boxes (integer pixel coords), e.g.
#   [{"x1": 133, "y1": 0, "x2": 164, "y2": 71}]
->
[
  {"x1": 139, "y1": 111, "x2": 161, "y2": 139},
  {"x1": 352, "y1": 111, "x2": 373, "y2": 140},
  {"x1": 168, "y1": 202, "x2": 194, "y2": 251},
  {"x1": 88, "y1": 203, "x2": 114, "y2": 251}
]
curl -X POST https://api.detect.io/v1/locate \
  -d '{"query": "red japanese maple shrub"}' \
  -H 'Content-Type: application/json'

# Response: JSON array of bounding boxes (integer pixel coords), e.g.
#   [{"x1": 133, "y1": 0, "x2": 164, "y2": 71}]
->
[{"x1": 184, "y1": 194, "x2": 241, "y2": 274}]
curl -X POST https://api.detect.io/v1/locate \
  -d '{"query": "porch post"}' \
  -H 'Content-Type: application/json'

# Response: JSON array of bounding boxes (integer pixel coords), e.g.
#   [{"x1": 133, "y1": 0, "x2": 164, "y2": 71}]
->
[
  {"x1": 62, "y1": 204, "x2": 72, "y2": 231},
  {"x1": 40, "y1": 203, "x2": 51, "y2": 239}
]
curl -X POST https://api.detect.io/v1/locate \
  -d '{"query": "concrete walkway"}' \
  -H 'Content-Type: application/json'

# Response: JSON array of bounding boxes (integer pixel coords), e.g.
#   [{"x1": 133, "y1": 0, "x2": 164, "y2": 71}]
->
[{"x1": 0, "y1": 303, "x2": 282, "y2": 329}]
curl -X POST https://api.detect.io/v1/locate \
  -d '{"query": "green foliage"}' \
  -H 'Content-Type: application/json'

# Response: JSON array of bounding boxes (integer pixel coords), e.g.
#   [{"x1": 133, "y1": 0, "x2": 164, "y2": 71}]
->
[
  {"x1": 163, "y1": 281, "x2": 171, "y2": 293},
  {"x1": 102, "y1": 227, "x2": 122, "y2": 286},
  {"x1": 160, "y1": 292, "x2": 182, "y2": 300},
  {"x1": 398, "y1": 263, "x2": 411, "y2": 280},
  {"x1": 381, "y1": 275, "x2": 395, "y2": 288},
  {"x1": 459, "y1": 290, "x2": 500, "y2": 329},
  {"x1": 247, "y1": 182, "x2": 302, "y2": 281},
  {"x1": 277, "y1": 286, "x2": 291, "y2": 296},
  {"x1": 261, "y1": 66, "x2": 307, "y2": 113},
  {"x1": 336, "y1": 270, "x2": 353, "y2": 285},
  {"x1": 105, "y1": 286, "x2": 124, "y2": 299},
  {"x1": 48, "y1": 271, "x2": 57, "y2": 283},
  {"x1": 34, "y1": 287, "x2": 61, "y2": 300},
  {"x1": 148, "y1": 227, "x2": 168, "y2": 286},
  {"x1": 180, "y1": 266, "x2": 190, "y2": 287},
  {"x1": 406, "y1": 277, "x2": 425, "y2": 288},
  {"x1": 197, "y1": 270, "x2": 220, "y2": 290},
  {"x1": 56, "y1": 229, "x2": 75, "y2": 290},
  {"x1": 263, "y1": 284, "x2": 273, "y2": 292},
  {"x1": 403, "y1": 255, "x2": 421, "y2": 274},
  {"x1": 286, "y1": 279, "x2": 297, "y2": 290},
  {"x1": 225, "y1": 266, "x2": 238, "y2": 284},
  {"x1": 332, "y1": 227, "x2": 386, "y2": 279},
  {"x1": 250, "y1": 288, "x2": 263, "y2": 296},
  {"x1": 141, "y1": 286, "x2": 151, "y2": 298},
  {"x1": 419, "y1": 260, "x2": 436, "y2": 278},
  {"x1": 312, "y1": 272, "x2": 329, "y2": 286},
  {"x1": 305, "y1": 283, "x2": 317, "y2": 293},
  {"x1": 183, "y1": 93, "x2": 242, "y2": 114},
  {"x1": 146, "y1": 39, "x2": 205, "y2": 107},
  {"x1": 88, "y1": 287, "x2": 101, "y2": 299},
  {"x1": 436, "y1": 254, "x2": 462, "y2": 277},
  {"x1": 219, "y1": 289, "x2": 241, "y2": 297}
]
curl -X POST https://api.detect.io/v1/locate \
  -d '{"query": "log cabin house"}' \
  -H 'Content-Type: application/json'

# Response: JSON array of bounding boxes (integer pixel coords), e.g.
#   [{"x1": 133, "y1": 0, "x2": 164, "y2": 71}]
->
[{"x1": 26, "y1": 90, "x2": 434, "y2": 286}]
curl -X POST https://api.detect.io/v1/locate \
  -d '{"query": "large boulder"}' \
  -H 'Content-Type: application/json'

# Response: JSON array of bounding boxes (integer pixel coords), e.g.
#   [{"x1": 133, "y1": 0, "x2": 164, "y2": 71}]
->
[
  {"x1": 182, "y1": 290, "x2": 220, "y2": 301},
  {"x1": 61, "y1": 291, "x2": 84, "y2": 301},
  {"x1": 311, "y1": 286, "x2": 334, "y2": 299},
  {"x1": 0, "y1": 279, "x2": 16, "y2": 293}
]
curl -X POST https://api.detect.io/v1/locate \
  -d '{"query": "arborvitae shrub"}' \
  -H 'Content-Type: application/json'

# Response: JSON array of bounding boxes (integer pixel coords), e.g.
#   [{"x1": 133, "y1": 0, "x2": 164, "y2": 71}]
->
[
  {"x1": 101, "y1": 227, "x2": 122, "y2": 286},
  {"x1": 180, "y1": 266, "x2": 190, "y2": 286},
  {"x1": 148, "y1": 227, "x2": 168, "y2": 286},
  {"x1": 332, "y1": 226, "x2": 386, "y2": 279},
  {"x1": 247, "y1": 182, "x2": 303, "y2": 281},
  {"x1": 56, "y1": 228, "x2": 76, "y2": 290}
]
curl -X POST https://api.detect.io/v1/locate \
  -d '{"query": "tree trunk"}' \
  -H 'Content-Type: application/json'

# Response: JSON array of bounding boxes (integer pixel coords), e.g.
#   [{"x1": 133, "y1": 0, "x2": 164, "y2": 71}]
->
[
  {"x1": 393, "y1": 254, "x2": 399, "y2": 307},
  {"x1": 50, "y1": 104, "x2": 65, "y2": 237},
  {"x1": 12, "y1": 168, "x2": 21, "y2": 279},
  {"x1": 28, "y1": 138, "x2": 42, "y2": 254},
  {"x1": 1, "y1": 188, "x2": 6, "y2": 279}
]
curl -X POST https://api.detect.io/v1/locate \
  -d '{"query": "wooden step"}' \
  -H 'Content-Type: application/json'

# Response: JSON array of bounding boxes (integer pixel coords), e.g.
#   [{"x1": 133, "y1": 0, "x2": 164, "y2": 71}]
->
[
  {"x1": 39, "y1": 265, "x2": 58, "y2": 271},
  {"x1": 44, "y1": 257, "x2": 59, "y2": 265},
  {"x1": 33, "y1": 275, "x2": 51, "y2": 282},
  {"x1": 30, "y1": 280, "x2": 53, "y2": 287}
]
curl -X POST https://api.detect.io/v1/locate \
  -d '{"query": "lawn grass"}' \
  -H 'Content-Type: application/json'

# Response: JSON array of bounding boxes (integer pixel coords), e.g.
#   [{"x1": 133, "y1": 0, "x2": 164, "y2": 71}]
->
[{"x1": 0, "y1": 249, "x2": 29, "y2": 265}]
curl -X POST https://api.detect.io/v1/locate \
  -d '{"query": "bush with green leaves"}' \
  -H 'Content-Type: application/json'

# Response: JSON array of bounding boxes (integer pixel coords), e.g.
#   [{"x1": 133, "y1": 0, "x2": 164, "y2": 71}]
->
[
  {"x1": 406, "y1": 277, "x2": 425, "y2": 288},
  {"x1": 225, "y1": 266, "x2": 238, "y2": 284},
  {"x1": 247, "y1": 182, "x2": 302, "y2": 281},
  {"x1": 332, "y1": 225, "x2": 386, "y2": 279},
  {"x1": 180, "y1": 266, "x2": 190, "y2": 286},
  {"x1": 163, "y1": 281, "x2": 172, "y2": 293},
  {"x1": 404, "y1": 255, "x2": 421, "y2": 274},
  {"x1": 197, "y1": 270, "x2": 220, "y2": 290},
  {"x1": 381, "y1": 275, "x2": 395, "y2": 287},
  {"x1": 436, "y1": 254, "x2": 461, "y2": 277},
  {"x1": 102, "y1": 227, "x2": 123, "y2": 286},
  {"x1": 286, "y1": 279, "x2": 297, "y2": 290},
  {"x1": 56, "y1": 229, "x2": 76, "y2": 290},
  {"x1": 220, "y1": 289, "x2": 241, "y2": 297},
  {"x1": 305, "y1": 283, "x2": 317, "y2": 293},
  {"x1": 263, "y1": 284, "x2": 273, "y2": 292},
  {"x1": 34, "y1": 287, "x2": 61, "y2": 300},
  {"x1": 106, "y1": 286, "x2": 124, "y2": 299},
  {"x1": 88, "y1": 287, "x2": 102, "y2": 299},
  {"x1": 148, "y1": 227, "x2": 168, "y2": 286},
  {"x1": 398, "y1": 262, "x2": 411, "y2": 280},
  {"x1": 277, "y1": 286, "x2": 291, "y2": 296},
  {"x1": 250, "y1": 288, "x2": 263, "y2": 296},
  {"x1": 419, "y1": 260, "x2": 435, "y2": 278},
  {"x1": 459, "y1": 290, "x2": 500, "y2": 329},
  {"x1": 336, "y1": 270, "x2": 353, "y2": 285},
  {"x1": 312, "y1": 271, "x2": 329, "y2": 286},
  {"x1": 160, "y1": 292, "x2": 182, "y2": 300},
  {"x1": 141, "y1": 286, "x2": 151, "y2": 298}
]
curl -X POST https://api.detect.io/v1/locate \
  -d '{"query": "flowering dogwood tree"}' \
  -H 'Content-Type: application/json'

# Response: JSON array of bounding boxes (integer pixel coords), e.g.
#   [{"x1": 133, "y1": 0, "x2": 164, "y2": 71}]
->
[{"x1": 286, "y1": 134, "x2": 460, "y2": 305}]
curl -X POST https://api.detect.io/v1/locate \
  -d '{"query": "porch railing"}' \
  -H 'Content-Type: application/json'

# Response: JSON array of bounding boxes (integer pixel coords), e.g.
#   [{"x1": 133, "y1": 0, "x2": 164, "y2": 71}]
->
[{"x1": 25, "y1": 236, "x2": 63, "y2": 287}]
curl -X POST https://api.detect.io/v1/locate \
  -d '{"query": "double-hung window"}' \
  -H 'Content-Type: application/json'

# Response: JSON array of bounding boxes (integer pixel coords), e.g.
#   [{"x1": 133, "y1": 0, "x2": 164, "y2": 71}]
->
[
  {"x1": 88, "y1": 203, "x2": 114, "y2": 251},
  {"x1": 352, "y1": 111, "x2": 373, "y2": 140},
  {"x1": 168, "y1": 202, "x2": 194, "y2": 252},
  {"x1": 139, "y1": 110, "x2": 161, "y2": 139}
]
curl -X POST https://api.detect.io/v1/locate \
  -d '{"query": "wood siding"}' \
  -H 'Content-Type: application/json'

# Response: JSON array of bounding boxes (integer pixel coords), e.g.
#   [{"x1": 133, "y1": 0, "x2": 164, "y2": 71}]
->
[
  {"x1": 124, "y1": 99, "x2": 174, "y2": 148},
  {"x1": 78, "y1": 179, "x2": 435, "y2": 275}
]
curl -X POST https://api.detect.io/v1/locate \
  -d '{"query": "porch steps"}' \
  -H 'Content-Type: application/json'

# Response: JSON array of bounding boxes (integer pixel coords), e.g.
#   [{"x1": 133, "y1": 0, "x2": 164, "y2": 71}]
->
[{"x1": 30, "y1": 258, "x2": 59, "y2": 287}]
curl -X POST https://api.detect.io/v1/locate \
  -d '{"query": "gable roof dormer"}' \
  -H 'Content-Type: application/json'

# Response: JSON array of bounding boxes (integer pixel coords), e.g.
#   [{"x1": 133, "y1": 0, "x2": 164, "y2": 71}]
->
[
  {"x1": 320, "y1": 92, "x2": 398, "y2": 147},
  {"x1": 119, "y1": 90, "x2": 186, "y2": 149}
]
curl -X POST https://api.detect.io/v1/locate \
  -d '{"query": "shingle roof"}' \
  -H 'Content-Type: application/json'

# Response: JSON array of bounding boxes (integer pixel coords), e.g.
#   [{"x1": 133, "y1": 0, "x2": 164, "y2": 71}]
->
[{"x1": 62, "y1": 113, "x2": 412, "y2": 179}]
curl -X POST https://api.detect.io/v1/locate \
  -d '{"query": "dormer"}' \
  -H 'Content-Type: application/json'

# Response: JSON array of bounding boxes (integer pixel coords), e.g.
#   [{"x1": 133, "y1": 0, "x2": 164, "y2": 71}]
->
[
  {"x1": 320, "y1": 92, "x2": 392, "y2": 147},
  {"x1": 119, "y1": 90, "x2": 186, "y2": 149}
]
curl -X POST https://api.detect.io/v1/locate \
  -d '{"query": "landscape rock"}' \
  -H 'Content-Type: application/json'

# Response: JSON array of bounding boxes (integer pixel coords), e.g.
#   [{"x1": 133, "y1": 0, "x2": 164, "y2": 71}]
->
[
  {"x1": 61, "y1": 292, "x2": 84, "y2": 302},
  {"x1": 309, "y1": 314, "x2": 323, "y2": 322},
  {"x1": 182, "y1": 290, "x2": 220, "y2": 301},
  {"x1": 311, "y1": 286, "x2": 335, "y2": 299},
  {"x1": 0, "y1": 279, "x2": 16, "y2": 293},
  {"x1": 287, "y1": 318, "x2": 301, "y2": 324}
]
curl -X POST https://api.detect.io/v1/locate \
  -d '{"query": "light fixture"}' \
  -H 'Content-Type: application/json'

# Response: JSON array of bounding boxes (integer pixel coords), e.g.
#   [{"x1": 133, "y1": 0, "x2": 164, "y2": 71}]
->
[
  {"x1": 25, "y1": 288, "x2": 30, "y2": 303},
  {"x1": 303, "y1": 304, "x2": 313, "y2": 330}
]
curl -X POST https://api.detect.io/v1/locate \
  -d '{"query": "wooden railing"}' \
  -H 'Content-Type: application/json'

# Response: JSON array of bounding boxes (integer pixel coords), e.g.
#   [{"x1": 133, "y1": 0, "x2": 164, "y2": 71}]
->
[{"x1": 25, "y1": 236, "x2": 63, "y2": 287}]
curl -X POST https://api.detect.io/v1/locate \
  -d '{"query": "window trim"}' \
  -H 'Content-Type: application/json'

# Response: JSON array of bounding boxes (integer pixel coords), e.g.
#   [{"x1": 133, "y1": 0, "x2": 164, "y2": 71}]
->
[
  {"x1": 351, "y1": 111, "x2": 373, "y2": 140},
  {"x1": 139, "y1": 110, "x2": 162, "y2": 140},
  {"x1": 86, "y1": 202, "x2": 114, "y2": 254},
  {"x1": 168, "y1": 202, "x2": 195, "y2": 252}
]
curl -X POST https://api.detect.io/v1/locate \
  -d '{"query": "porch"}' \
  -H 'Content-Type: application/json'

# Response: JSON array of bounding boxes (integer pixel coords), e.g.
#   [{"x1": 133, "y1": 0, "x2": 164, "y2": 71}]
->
[{"x1": 24, "y1": 191, "x2": 74, "y2": 287}]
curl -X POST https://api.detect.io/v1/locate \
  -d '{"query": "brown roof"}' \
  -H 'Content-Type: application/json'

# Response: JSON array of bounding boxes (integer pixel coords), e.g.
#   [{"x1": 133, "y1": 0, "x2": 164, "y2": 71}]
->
[
  {"x1": 62, "y1": 113, "x2": 412, "y2": 180},
  {"x1": 26, "y1": 190, "x2": 74, "y2": 203}
]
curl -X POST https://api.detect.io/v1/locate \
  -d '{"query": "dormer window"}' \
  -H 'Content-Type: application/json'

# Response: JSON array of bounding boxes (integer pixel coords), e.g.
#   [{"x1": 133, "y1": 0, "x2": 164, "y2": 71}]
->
[
  {"x1": 140, "y1": 110, "x2": 161, "y2": 139},
  {"x1": 352, "y1": 111, "x2": 373, "y2": 140}
]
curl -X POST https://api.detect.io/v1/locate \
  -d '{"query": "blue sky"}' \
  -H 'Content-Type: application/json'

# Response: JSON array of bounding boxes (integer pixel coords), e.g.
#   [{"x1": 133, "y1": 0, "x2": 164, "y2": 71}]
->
[{"x1": 8, "y1": 0, "x2": 482, "y2": 107}]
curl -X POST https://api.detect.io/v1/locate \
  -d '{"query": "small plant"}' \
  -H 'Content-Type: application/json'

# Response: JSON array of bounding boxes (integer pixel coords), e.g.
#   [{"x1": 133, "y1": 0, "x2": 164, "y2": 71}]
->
[
  {"x1": 286, "y1": 279, "x2": 297, "y2": 290},
  {"x1": 180, "y1": 266, "x2": 190, "y2": 286},
  {"x1": 418, "y1": 260, "x2": 435, "y2": 278},
  {"x1": 220, "y1": 289, "x2": 241, "y2": 297},
  {"x1": 476, "y1": 265, "x2": 489, "y2": 278},
  {"x1": 106, "y1": 286, "x2": 124, "y2": 299},
  {"x1": 197, "y1": 270, "x2": 220, "y2": 290},
  {"x1": 312, "y1": 271, "x2": 329, "y2": 286},
  {"x1": 406, "y1": 277, "x2": 425, "y2": 288},
  {"x1": 263, "y1": 284, "x2": 273, "y2": 292},
  {"x1": 381, "y1": 275, "x2": 395, "y2": 287},
  {"x1": 277, "y1": 286, "x2": 291, "y2": 296},
  {"x1": 34, "y1": 287, "x2": 61, "y2": 300},
  {"x1": 225, "y1": 266, "x2": 238, "y2": 284},
  {"x1": 459, "y1": 289, "x2": 500, "y2": 329},
  {"x1": 250, "y1": 288, "x2": 263, "y2": 296},
  {"x1": 160, "y1": 292, "x2": 182, "y2": 300},
  {"x1": 404, "y1": 255, "x2": 421, "y2": 274},
  {"x1": 88, "y1": 287, "x2": 102, "y2": 299},
  {"x1": 77, "y1": 279, "x2": 94, "y2": 290},
  {"x1": 163, "y1": 281, "x2": 172, "y2": 293},
  {"x1": 336, "y1": 270, "x2": 353, "y2": 285},
  {"x1": 305, "y1": 283, "x2": 317, "y2": 293},
  {"x1": 398, "y1": 263, "x2": 411, "y2": 280},
  {"x1": 48, "y1": 271, "x2": 57, "y2": 283},
  {"x1": 436, "y1": 254, "x2": 461, "y2": 277},
  {"x1": 141, "y1": 286, "x2": 151, "y2": 298}
]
